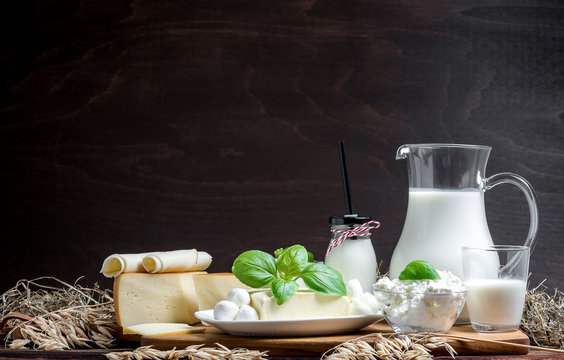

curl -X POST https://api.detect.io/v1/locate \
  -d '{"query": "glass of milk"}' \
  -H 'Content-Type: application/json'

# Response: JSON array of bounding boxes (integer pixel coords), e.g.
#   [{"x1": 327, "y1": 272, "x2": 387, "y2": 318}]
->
[{"x1": 462, "y1": 245, "x2": 530, "y2": 332}]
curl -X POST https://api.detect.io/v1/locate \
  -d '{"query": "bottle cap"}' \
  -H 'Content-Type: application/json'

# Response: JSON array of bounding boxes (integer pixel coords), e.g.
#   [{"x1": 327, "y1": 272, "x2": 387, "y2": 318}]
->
[{"x1": 329, "y1": 215, "x2": 372, "y2": 225}]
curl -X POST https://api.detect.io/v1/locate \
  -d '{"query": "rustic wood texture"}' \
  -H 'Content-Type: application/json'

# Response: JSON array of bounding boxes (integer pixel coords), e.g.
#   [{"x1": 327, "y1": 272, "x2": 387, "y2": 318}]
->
[
  {"x1": 0, "y1": 349, "x2": 562, "y2": 360},
  {"x1": 1, "y1": 0, "x2": 563, "y2": 293},
  {"x1": 141, "y1": 322, "x2": 530, "y2": 356}
]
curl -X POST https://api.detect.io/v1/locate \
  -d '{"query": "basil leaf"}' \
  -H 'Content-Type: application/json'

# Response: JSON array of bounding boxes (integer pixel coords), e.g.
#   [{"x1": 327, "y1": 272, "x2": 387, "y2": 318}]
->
[
  {"x1": 300, "y1": 263, "x2": 347, "y2": 296},
  {"x1": 307, "y1": 251, "x2": 314, "y2": 263},
  {"x1": 232, "y1": 250, "x2": 277, "y2": 288},
  {"x1": 270, "y1": 278, "x2": 299, "y2": 305},
  {"x1": 276, "y1": 245, "x2": 308, "y2": 279},
  {"x1": 398, "y1": 260, "x2": 441, "y2": 280},
  {"x1": 274, "y1": 248, "x2": 285, "y2": 259}
]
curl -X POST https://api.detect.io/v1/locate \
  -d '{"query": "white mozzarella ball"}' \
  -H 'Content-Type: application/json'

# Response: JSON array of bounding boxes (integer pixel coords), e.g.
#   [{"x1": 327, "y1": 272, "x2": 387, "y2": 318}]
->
[
  {"x1": 235, "y1": 305, "x2": 259, "y2": 321},
  {"x1": 213, "y1": 300, "x2": 239, "y2": 321},
  {"x1": 227, "y1": 288, "x2": 251, "y2": 307},
  {"x1": 360, "y1": 292, "x2": 382, "y2": 315},
  {"x1": 346, "y1": 279, "x2": 364, "y2": 298},
  {"x1": 349, "y1": 298, "x2": 373, "y2": 315}
]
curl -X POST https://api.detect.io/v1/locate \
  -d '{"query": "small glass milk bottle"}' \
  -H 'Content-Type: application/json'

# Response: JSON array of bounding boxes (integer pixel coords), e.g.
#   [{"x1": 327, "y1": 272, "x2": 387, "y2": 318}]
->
[{"x1": 324, "y1": 215, "x2": 379, "y2": 292}]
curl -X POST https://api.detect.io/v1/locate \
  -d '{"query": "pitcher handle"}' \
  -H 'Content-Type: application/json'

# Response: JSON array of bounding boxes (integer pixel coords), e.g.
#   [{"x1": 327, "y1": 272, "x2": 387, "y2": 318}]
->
[{"x1": 483, "y1": 172, "x2": 539, "y2": 252}]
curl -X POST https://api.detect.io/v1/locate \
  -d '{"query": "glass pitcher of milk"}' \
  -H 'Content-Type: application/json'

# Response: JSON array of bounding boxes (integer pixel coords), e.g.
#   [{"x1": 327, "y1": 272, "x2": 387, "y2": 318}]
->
[{"x1": 389, "y1": 144, "x2": 539, "y2": 281}]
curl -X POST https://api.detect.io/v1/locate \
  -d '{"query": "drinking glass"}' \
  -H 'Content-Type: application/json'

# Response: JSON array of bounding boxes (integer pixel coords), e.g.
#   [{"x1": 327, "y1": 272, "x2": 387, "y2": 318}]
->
[{"x1": 462, "y1": 245, "x2": 529, "y2": 332}]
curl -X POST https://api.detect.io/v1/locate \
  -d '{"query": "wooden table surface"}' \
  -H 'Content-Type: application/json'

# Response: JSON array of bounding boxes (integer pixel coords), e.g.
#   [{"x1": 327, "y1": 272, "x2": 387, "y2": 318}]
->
[{"x1": 0, "y1": 349, "x2": 563, "y2": 360}]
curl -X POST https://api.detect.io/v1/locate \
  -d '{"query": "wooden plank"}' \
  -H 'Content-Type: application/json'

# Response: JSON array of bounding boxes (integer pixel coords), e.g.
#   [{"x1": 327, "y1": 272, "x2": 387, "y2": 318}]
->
[
  {"x1": 0, "y1": 349, "x2": 563, "y2": 360},
  {"x1": 141, "y1": 322, "x2": 530, "y2": 356}
]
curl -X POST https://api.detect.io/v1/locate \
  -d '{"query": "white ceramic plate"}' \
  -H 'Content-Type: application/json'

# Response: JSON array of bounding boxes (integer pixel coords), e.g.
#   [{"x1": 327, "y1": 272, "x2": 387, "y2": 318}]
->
[{"x1": 195, "y1": 310, "x2": 382, "y2": 337}]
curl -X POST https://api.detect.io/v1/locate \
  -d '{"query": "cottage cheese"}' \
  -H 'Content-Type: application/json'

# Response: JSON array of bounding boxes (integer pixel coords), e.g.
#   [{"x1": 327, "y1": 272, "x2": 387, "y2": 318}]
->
[{"x1": 373, "y1": 271, "x2": 466, "y2": 332}]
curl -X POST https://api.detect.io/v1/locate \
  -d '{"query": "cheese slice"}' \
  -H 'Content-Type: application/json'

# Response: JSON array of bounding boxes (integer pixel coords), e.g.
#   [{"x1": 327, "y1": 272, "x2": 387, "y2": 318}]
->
[
  {"x1": 101, "y1": 249, "x2": 212, "y2": 277},
  {"x1": 142, "y1": 250, "x2": 212, "y2": 273},
  {"x1": 101, "y1": 252, "x2": 154, "y2": 278},
  {"x1": 249, "y1": 290, "x2": 350, "y2": 320},
  {"x1": 192, "y1": 273, "x2": 250, "y2": 310},
  {"x1": 122, "y1": 323, "x2": 205, "y2": 336},
  {"x1": 114, "y1": 272, "x2": 205, "y2": 326}
]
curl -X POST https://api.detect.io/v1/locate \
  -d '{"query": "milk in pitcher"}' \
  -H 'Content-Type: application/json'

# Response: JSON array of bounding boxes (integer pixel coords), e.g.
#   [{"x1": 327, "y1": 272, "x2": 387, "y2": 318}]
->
[{"x1": 389, "y1": 189, "x2": 495, "y2": 280}]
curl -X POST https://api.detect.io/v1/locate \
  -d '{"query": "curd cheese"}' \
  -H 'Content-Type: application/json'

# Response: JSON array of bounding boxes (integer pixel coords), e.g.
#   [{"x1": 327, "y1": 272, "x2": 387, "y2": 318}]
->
[{"x1": 373, "y1": 271, "x2": 466, "y2": 332}]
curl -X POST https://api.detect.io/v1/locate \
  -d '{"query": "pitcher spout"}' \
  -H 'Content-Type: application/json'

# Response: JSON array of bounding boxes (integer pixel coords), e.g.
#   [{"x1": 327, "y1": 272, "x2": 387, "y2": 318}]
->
[
  {"x1": 395, "y1": 143, "x2": 492, "y2": 190},
  {"x1": 396, "y1": 144, "x2": 411, "y2": 160}
]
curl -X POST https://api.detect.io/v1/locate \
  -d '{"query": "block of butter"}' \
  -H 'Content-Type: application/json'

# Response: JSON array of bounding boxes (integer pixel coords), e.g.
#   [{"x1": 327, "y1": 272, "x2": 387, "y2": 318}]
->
[
  {"x1": 192, "y1": 273, "x2": 250, "y2": 310},
  {"x1": 114, "y1": 272, "x2": 205, "y2": 327},
  {"x1": 250, "y1": 290, "x2": 350, "y2": 320}
]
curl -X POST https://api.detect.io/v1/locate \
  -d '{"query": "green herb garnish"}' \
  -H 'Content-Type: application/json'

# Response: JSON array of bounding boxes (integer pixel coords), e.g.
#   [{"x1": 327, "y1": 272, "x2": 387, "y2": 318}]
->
[
  {"x1": 398, "y1": 260, "x2": 441, "y2": 281},
  {"x1": 232, "y1": 245, "x2": 346, "y2": 305},
  {"x1": 275, "y1": 247, "x2": 314, "y2": 262}
]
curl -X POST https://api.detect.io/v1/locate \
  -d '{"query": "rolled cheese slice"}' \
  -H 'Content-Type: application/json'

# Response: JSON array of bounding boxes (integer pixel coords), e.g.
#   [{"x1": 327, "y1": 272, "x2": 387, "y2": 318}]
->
[
  {"x1": 100, "y1": 249, "x2": 212, "y2": 277},
  {"x1": 100, "y1": 252, "x2": 154, "y2": 278},
  {"x1": 142, "y1": 249, "x2": 212, "y2": 273}
]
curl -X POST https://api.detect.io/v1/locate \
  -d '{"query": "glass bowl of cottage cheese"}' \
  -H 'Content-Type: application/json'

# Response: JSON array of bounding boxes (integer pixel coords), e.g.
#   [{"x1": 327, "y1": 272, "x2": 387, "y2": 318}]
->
[{"x1": 373, "y1": 270, "x2": 466, "y2": 333}]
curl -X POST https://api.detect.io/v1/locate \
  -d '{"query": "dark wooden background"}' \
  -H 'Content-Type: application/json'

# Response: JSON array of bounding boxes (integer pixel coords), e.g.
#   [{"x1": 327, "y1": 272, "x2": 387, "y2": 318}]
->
[{"x1": 2, "y1": 0, "x2": 563, "y2": 293}]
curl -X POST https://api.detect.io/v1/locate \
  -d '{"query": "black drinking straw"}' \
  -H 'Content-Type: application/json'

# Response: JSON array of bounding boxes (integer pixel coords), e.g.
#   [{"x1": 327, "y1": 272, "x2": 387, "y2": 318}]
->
[{"x1": 338, "y1": 140, "x2": 354, "y2": 215}]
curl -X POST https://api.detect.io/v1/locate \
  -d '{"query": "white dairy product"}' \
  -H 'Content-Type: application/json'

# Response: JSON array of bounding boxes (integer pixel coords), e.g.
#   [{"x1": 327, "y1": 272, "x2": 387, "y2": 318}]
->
[
  {"x1": 360, "y1": 292, "x2": 382, "y2": 314},
  {"x1": 346, "y1": 279, "x2": 364, "y2": 298},
  {"x1": 235, "y1": 305, "x2": 259, "y2": 321},
  {"x1": 349, "y1": 298, "x2": 373, "y2": 315},
  {"x1": 227, "y1": 288, "x2": 250, "y2": 307},
  {"x1": 389, "y1": 190, "x2": 495, "y2": 280},
  {"x1": 325, "y1": 238, "x2": 377, "y2": 292},
  {"x1": 465, "y1": 279, "x2": 526, "y2": 330},
  {"x1": 373, "y1": 271, "x2": 466, "y2": 332},
  {"x1": 213, "y1": 300, "x2": 239, "y2": 321}
]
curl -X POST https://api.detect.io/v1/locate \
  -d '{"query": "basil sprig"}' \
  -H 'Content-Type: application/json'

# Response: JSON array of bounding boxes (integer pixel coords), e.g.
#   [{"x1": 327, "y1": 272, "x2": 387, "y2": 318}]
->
[
  {"x1": 232, "y1": 245, "x2": 346, "y2": 305},
  {"x1": 398, "y1": 260, "x2": 441, "y2": 281}
]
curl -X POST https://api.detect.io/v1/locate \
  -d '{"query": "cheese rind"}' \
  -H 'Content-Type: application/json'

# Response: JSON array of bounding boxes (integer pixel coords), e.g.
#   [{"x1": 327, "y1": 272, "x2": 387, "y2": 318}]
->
[
  {"x1": 193, "y1": 273, "x2": 250, "y2": 310},
  {"x1": 249, "y1": 290, "x2": 350, "y2": 320},
  {"x1": 114, "y1": 272, "x2": 205, "y2": 326}
]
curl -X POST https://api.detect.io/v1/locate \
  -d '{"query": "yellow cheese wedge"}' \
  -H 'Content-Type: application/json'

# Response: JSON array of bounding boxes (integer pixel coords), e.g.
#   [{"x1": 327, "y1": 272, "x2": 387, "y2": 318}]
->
[
  {"x1": 122, "y1": 323, "x2": 205, "y2": 336},
  {"x1": 250, "y1": 290, "x2": 350, "y2": 320},
  {"x1": 114, "y1": 272, "x2": 205, "y2": 326},
  {"x1": 192, "y1": 273, "x2": 250, "y2": 310}
]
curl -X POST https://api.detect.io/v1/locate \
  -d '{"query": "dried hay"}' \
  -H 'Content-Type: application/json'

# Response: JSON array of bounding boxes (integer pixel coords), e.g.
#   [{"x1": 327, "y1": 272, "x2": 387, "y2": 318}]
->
[
  {"x1": 0, "y1": 276, "x2": 118, "y2": 350},
  {"x1": 104, "y1": 344, "x2": 268, "y2": 360},
  {"x1": 322, "y1": 333, "x2": 456, "y2": 360},
  {"x1": 520, "y1": 280, "x2": 564, "y2": 349}
]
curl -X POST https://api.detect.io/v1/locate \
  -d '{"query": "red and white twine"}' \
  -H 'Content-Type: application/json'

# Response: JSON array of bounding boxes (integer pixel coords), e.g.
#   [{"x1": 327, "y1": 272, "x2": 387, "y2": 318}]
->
[{"x1": 325, "y1": 220, "x2": 381, "y2": 257}]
